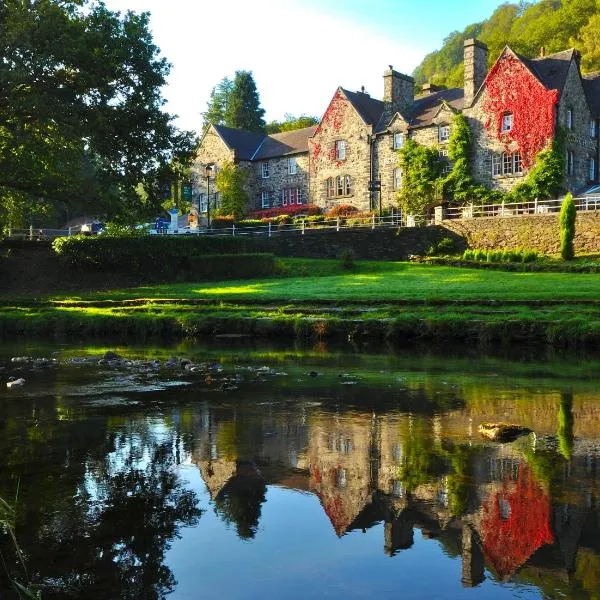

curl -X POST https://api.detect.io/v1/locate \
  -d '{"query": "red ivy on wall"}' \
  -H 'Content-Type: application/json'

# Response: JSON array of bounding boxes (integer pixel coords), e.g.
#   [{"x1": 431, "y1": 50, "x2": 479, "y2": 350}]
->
[
  {"x1": 311, "y1": 90, "x2": 349, "y2": 174},
  {"x1": 483, "y1": 51, "x2": 559, "y2": 168},
  {"x1": 481, "y1": 464, "x2": 553, "y2": 579}
]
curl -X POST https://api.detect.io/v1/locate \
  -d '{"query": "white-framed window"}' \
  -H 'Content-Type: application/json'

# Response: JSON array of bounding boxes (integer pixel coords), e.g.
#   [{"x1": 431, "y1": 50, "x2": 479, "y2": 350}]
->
[
  {"x1": 442, "y1": 163, "x2": 453, "y2": 175},
  {"x1": 438, "y1": 148, "x2": 448, "y2": 157},
  {"x1": 591, "y1": 120, "x2": 597, "y2": 139},
  {"x1": 438, "y1": 125, "x2": 450, "y2": 142},
  {"x1": 566, "y1": 109, "x2": 573, "y2": 130},
  {"x1": 261, "y1": 191, "x2": 270, "y2": 208},
  {"x1": 492, "y1": 154, "x2": 501, "y2": 177},
  {"x1": 501, "y1": 113, "x2": 513, "y2": 132},
  {"x1": 502, "y1": 151, "x2": 513, "y2": 175},
  {"x1": 289, "y1": 188, "x2": 298, "y2": 205},
  {"x1": 214, "y1": 192, "x2": 221, "y2": 208},
  {"x1": 567, "y1": 150, "x2": 575, "y2": 176},
  {"x1": 287, "y1": 157, "x2": 297, "y2": 174},
  {"x1": 393, "y1": 132, "x2": 404, "y2": 150},
  {"x1": 393, "y1": 167, "x2": 402, "y2": 190},
  {"x1": 199, "y1": 193, "x2": 207, "y2": 213},
  {"x1": 513, "y1": 151, "x2": 523, "y2": 174},
  {"x1": 261, "y1": 162, "x2": 270, "y2": 178},
  {"x1": 282, "y1": 188, "x2": 289, "y2": 206},
  {"x1": 344, "y1": 175, "x2": 351, "y2": 195},
  {"x1": 336, "y1": 175, "x2": 344, "y2": 196},
  {"x1": 297, "y1": 189, "x2": 303, "y2": 205},
  {"x1": 326, "y1": 177, "x2": 334, "y2": 198},
  {"x1": 589, "y1": 156, "x2": 597, "y2": 181},
  {"x1": 335, "y1": 140, "x2": 346, "y2": 160}
]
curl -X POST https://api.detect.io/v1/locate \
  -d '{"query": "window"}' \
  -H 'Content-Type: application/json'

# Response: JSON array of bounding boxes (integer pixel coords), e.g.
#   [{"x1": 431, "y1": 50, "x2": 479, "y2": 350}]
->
[
  {"x1": 335, "y1": 140, "x2": 346, "y2": 160},
  {"x1": 438, "y1": 148, "x2": 448, "y2": 157},
  {"x1": 345, "y1": 175, "x2": 351, "y2": 195},
  {"x1": 393, "y1": 132, "x2": 404, "y2": 150},
  {"x1": 591, "y1": 120, "x2": 598, "y2": 139},
  {"x1": 501, "y1": 113, "x2": 513, "y2": 132},
  {"x1": 590, "y1": 157, "x2": 597, "y2": 181},
  {"x1": 393, "y1": 167, "x2": 402, "y2": 190},
  {"x1": 199, "y1": 193, "x2": 207, "y2": 213},
  {"x1": 566, "y1": 109, "x2": 573, "y2": 130},
  {"x1": 282, "y1": 188, "x2": 289, "y2": 206},
  {"x1": 261, "y1": 162, "x2": 270, "y2": 178},
  {"x1": 492, "y1": 154, "x2": 501, "y2": 177},
  {"x1": 289, "y1": 187, "x2": 298, "y2": 205},
  {"x1": 297, "y1": 189, "x2": 303, "y2": 205},
  {"x1": 439, "y1": 125, "x2": 450, "y2": 142},
  {"x1": 567, "y1": 150, "x2": 575, "y2": 176},
  {"x1": 502, "y1": 151, "x2": 513, "y2": 175},
  {"x1": 287, "y1": 157, "x2": 297, "y2": 174},
  {"x1": 336, "y1": 175, "x2": 344, "y2": 196},
  {"x1": 326, "y1": 177, "x2": 334, "y2": 198},
  {"x1": 442, "y1": 163, "x2": 453, "y2": 175},
  {"x1": 214, "y1": 192, "x2": 221, "y2": 209},
  {"x1": 513, "y1": 151, "x2": 522, "y2": 174},
  {"x1": 261, "y1": 191, "x2": 270, "y2": 208}
]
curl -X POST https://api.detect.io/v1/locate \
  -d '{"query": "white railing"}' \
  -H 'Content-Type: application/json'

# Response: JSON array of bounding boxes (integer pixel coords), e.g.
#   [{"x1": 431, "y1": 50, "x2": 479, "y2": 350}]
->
[
  {"x1": 6, "y1": 226, "x2": 72, "y2": 240},
  {"x1": 441, "y1": 195, "x2": 600, "y2": 221}
]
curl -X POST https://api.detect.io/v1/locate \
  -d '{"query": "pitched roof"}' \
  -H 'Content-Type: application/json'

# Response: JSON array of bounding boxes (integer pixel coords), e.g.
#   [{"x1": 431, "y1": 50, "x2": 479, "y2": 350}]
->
[
  {"x1": 521, "y1": 48, "x2": 575, "y2": 94},
  {"x1": 411, "y1": 88, "x2": 465, "y2": 128},
  {"x1": 341, "y1": 88, "x2": 385, "y2": 125},
  {"x1": 253, "y1": 125, "x2": 317, "y2": 159},
  {"x1": 583, "y1": 71, "x2": 600, "y2": 117},
  {"x1": 212, "y1": 124, "x2": 266, "y2": 160}
]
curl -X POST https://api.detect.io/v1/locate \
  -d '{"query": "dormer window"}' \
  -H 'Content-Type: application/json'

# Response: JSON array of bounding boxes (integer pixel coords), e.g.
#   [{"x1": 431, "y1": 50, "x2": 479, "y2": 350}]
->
[
  {"x1": 501, "y1": 113, "x2": 513, "y2": 133},
  {"x1": 438, "y1": 125, "x2": 449, "y2": 143},
  {"x1": 335, "y1": 140, "x2": 346, "y2": 160},
  {"x1": 566, "y1": 109, "x2": 573, "y2": 130},
  {"x1": 393, "y1": 133, "x2": 405, "y2": 150}
]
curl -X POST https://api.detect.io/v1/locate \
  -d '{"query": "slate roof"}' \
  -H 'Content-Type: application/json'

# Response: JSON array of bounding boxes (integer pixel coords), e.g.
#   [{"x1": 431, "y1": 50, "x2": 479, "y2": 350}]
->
[
  {"x1": 583, "y1": 71, "x2": 600, "y2": 117},
  {"x1": 411, "y1": 88, "x2": 465, "y2": 128},
  {"x1": 341, "y1": 88, "x2": 385, "y2": 126},
  {"x1": 212, "y1": 124, "x2": 265, "y2": 161},
  {"x1": 253, "y1": 125, "x2": 318, "y2": 160},
  {"x1": 521, "y1": 48, "x2": 575, "y2": 95}
]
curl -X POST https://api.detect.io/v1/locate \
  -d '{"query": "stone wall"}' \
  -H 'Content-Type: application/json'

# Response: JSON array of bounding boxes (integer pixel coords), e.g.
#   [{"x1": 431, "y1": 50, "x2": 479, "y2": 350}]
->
[{"x1": 440, "y1": 211, "x2": 600, "y2": 254}]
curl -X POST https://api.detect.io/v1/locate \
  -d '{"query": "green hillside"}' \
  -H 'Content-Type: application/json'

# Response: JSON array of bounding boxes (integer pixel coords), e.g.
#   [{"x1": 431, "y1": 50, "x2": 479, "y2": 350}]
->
[{"x1": 413, "y1": 0, "x2": 600, "y2": 88}]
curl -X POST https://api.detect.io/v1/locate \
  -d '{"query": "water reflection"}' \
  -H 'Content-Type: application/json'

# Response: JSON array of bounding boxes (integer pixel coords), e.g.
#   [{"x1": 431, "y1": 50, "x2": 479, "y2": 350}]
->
[{"x1": 1, "y1": 346, "x2": 600, "y2": 598}]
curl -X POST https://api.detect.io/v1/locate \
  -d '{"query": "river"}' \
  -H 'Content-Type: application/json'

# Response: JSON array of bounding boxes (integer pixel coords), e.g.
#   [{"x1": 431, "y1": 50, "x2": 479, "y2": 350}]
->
[{"x1": 1, "y1": 340, "x2": 599, "y2": 599}]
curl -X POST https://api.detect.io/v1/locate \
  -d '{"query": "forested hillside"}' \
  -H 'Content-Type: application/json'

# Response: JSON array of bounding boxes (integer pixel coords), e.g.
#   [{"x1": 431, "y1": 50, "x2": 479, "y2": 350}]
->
[{"x1": 413, "y1": 0, "x2": 600, "y2": 88}]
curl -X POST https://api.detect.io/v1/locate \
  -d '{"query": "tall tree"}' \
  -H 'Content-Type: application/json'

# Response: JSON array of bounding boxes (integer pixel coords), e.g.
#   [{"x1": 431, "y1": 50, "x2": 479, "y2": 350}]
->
[
  {"x1": 0, "y1": 0, "x2": 196, "y2": 228},
  {"x1": 201, "y1": 76, "x2": 234, "y2": 131},
  {"x1": 223, "y1": 71, "x2": 266, "y2": 133},
  {"x1": 214, "y1": 162, "x2": 249, "y2": 220}
]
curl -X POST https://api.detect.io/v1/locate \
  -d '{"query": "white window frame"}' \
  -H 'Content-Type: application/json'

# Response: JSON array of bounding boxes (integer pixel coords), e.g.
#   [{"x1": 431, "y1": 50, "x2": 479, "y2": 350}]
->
[
  {"x1": 261, "y1": 162, "x2": 270, "y2": 179},
  {"x1": 287, "y1": 157, "x2": 297, "y2": 175},
  {"x1": 326, "y1": 177, "x2": 334, "y2": 198},
  {"x1": 393, "y1": 168, "x2": 402, "y2": 190},
  {"x1": 501, "y1": 113, "x2": 513, "y2": 133},
  {"x1": 344, "y1": 175, "x2": 351, "y2": 195},
  {"x1": 589, "y1": 156, "x2": 596, "y2": 181},
  {"x1": 336, "y1": 175, "x2": 344, "y2": 196},
  {"x1": 297, "y1": 189, "x2": 303, "y2": 205},
  {"x1": 289, "y1": 188, "x2": 297, "y2": 205},
  {"x1": 567, "y1": 150, "x2": 575, "y2": 176},
  {"x1": 438, "y1": 148, "x2": 448, "y2": 158},
  {"x1": 591, "y1": 120, "x2": 597, "y2": 139},
  {"x1": 261, "y1": 191, "x2": 270, "y2": 208},
  {"x1": 335, "y1": 140, "x2": 346, "y2": 160},
  {"x1": 502, "y1": 151, "x2": 513, "y2": 175},
  {"x1": 438, "y1": 125, "x2": 450, "y2": 143},
  {"x1": 282, "y1": 188, "x2": 288, "y2": 206},
  {"x1": 513, "y1": 151, "x2": 523, "y2": 174},
  {"x1": 214, "y1": 192, "x2": 221, "y2": 209},
  {"x1": 199, "y1": 193, "x2": 207, "y2": 213},
  {"x1": 393, "y1": 132, "x2": 404, "y2": 150},
  {"x1": 566, "y1": 109, "x2": 573, "y2": 130},
  {"x1": 492, "y1": 154, "x2": 501, "y2": 177},
  {"x1": 442, "y1": 164, "x2": 453, "y2": 176}
]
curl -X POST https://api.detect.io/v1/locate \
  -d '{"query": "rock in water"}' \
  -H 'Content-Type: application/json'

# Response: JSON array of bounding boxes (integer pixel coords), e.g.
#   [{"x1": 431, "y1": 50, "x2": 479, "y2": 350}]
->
[
  {"x1": 6, "y1": 378, "x2": 26, "y2": 389},
  {"x1": 478, "y1": 422, "x2": 531, "y2": 442}
]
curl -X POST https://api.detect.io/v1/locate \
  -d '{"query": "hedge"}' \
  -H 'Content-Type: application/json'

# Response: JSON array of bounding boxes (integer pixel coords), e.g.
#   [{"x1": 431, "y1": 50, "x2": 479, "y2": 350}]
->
[{"x1": 52, "y1": 235, "x2": 253, "y2": 271}]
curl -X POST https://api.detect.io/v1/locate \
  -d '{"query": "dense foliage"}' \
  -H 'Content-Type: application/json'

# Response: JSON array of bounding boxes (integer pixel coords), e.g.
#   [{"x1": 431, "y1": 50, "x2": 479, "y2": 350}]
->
[
  {"x1": 0, "y1": 0, "x2": 196, "y2": 229},
  {"x1": 265, "y1": 114, "x2": 319, "y2": 134},
  {"x1": 397, "y1": 139, "x2": 444, "y2": 215},
  {"x1": 214, "y1": 163, "x2": 249, "y2": 220},
  {"x1": 414, "y1": 0, "x2": 600, "y2": 87},
  {"x1": 559, "y1": 192, "x2": 576, "y2": 259},
  {"x1": 202, "y1": 71, "x2": 266, "y2": 133}
]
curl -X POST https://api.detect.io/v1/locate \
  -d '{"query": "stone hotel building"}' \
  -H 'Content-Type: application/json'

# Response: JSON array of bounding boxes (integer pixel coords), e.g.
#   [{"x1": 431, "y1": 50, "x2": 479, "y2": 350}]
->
[{"x1": 192, "y1": 39, "x2": 600, "y2": 218}]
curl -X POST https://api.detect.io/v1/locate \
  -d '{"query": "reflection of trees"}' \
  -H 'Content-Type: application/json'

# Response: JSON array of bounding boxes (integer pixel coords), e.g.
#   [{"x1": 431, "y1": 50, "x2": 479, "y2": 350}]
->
[
  {"x1": 213, "y1": 461, "x2": 266, "y2": 540},
  {"x1": 558, "y1": 392, "x2": 574, "y2": 461}
]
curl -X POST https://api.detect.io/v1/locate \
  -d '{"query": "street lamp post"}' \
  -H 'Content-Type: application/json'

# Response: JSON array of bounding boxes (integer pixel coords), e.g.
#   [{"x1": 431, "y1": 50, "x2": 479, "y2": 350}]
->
[{"x1": 205, "y1": 164, "x2": 213, "y2": 230}]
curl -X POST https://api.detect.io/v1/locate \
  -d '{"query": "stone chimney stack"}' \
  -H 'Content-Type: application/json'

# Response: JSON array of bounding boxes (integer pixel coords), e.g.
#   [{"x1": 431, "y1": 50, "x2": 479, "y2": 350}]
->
[
  {"x1": 463, "y1": 39, "x2": 488, "y2": 107},
  {"x1": 383, "y1": 66, "x2": 414, "y2": 123}
]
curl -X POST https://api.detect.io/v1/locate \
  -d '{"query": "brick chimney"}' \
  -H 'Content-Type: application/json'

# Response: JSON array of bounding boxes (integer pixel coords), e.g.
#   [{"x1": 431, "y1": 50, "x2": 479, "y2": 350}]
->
[
  {"x1": 383, "y1": 66, "x2": 414, "y2": 123},
  {"x1": 463, "y1": 39, "x2": 488, "y2": 107}
]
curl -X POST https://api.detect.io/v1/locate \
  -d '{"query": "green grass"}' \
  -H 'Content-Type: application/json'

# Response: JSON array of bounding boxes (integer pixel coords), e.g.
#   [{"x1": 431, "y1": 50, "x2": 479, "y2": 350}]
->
[{"x1": 45, "y1": 259, "x2": 600, "y2": 303}]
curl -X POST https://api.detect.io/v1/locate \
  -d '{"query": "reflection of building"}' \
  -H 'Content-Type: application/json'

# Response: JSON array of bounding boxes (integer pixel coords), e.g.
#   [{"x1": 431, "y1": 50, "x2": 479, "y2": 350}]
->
[{"x1": 188, "y1": 399, "x2": 600, "y2": 586}]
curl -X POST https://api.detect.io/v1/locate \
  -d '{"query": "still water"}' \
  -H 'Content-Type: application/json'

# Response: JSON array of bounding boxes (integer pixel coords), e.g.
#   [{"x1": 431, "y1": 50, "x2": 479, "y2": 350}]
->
[{"x1": 1, "y1": 341, "x2": 599, "y2": 599}]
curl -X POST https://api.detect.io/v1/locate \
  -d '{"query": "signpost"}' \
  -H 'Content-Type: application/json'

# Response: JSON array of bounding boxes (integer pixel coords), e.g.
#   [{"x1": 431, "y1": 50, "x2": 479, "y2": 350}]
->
[{"x1": 182, "y1": 182, "x2": 192, "y2": 201}]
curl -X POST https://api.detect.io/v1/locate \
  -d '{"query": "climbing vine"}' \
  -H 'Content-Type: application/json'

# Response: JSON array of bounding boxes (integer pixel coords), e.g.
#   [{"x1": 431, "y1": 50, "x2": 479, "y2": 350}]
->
[
  {"x1": 311, "y1": 90, "x2": 349, "y2": 174},
  {"x1": 483, "y1": 50, "x2": 559, "y2": 168}
]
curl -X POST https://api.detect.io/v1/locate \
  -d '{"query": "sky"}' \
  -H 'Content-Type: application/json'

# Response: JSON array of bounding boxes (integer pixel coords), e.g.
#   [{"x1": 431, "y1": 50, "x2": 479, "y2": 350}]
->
[{"x1": 102, "y1": 0, "x2": 508, "y2": 135}]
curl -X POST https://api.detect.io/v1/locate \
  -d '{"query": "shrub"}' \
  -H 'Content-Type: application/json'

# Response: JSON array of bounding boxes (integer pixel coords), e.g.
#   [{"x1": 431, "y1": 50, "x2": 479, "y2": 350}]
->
[
  {"x1": 339, "y1": 248, "x2": 355, "y2": 270},
  {"x1": 473, "y1": 249, "x2": 487, "y2": 262},
  {"x1": 462, "y1": 249, "x2": 474, "y2": 261},
  {"x1": 522, "y1": 250, "x2": 538, "y2": 263},
  {"x1": 326, "y1": 204, "x2": 359, "y2": 217},
  {"x1": 559, "y1": 193, "x2": 576, "y2": 260},
  {"x1": 248, "y1": 204, "x2": 321, "y2": 219},
  {"x1": 427, "y1": 236, "x2": 458, "y2": 256}
]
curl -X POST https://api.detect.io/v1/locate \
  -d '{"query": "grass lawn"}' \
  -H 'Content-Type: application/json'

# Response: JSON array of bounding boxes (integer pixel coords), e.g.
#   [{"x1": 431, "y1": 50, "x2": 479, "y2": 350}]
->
[{"x1": 49, "y1": 259, "x2": 600, "y2": 303}]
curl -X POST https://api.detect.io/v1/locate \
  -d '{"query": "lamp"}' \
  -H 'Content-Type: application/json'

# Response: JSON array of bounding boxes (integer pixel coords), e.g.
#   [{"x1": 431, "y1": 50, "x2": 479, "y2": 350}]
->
[{"x1": 205, "y1": 164, "x2": 213, "y2": 230}]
